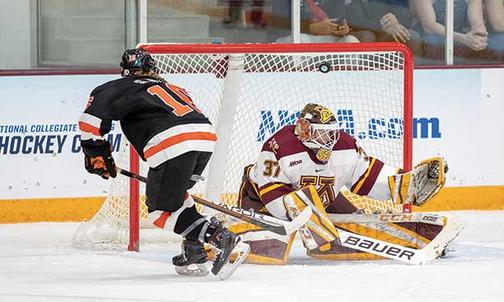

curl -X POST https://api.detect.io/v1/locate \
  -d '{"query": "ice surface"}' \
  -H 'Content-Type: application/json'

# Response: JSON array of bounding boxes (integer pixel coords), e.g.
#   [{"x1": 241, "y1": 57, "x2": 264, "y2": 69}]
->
[{"x1": 0, "y1": 211, "x2": 503, "y2": 302}]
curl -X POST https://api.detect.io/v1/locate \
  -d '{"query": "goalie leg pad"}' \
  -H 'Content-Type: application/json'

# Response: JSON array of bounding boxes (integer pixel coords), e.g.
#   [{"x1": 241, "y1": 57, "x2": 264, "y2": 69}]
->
[
  {"x1": 220, "y1": 221, "x2": 295, "y2": 265},
  {"x1": 389, "y1": 157, "x2": 448, "y2": 206},
  {"x1": 316, "y1": 213, "x2": 464, "y2": 262},
  {"x1": 283, "y1": 185, "x2": 339, "y2": 250}
]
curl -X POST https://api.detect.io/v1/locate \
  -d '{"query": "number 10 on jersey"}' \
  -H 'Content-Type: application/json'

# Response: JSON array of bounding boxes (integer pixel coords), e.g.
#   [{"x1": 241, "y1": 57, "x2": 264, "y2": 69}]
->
[{"x1": 147, "y1": 83, "x2": 202, "y2": 116}]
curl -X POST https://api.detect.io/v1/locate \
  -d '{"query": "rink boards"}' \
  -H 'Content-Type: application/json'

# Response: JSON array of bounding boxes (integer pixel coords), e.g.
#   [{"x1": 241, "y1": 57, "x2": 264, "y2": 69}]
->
[{"x1": 0, "y1": 69, "x2": 503, "y2": 222}]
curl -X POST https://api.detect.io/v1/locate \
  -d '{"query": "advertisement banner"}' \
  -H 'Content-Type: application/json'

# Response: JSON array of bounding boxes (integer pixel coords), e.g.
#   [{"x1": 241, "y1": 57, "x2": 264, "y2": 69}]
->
[
  {"x1": 413, "y1": 69, "x2": 504, "y2": 186},
  {"x1": 0, "y1": 69, "x2": 503, "y2": 204},
  {"x1": 0, "y1": 75, "x2": 121, "y2": 199}
]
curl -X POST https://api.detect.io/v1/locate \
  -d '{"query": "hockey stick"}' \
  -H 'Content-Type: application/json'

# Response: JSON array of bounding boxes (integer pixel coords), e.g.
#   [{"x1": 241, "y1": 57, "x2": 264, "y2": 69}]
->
[
  {"x1": 328, "y1": 214, "x2": 464, "y2": 264},
  {"x1": 333, "y1": 217, "x2": 465, "y2": 265},
  {"x1": 116, "y1": 168, "x2": 312, "y2": 236},
  {"x1": 294, "y1": 190, "x2": 465, "y2": 265},
  {"x1": 328, "y1": 213, "x2": 445, "y2": 225}
]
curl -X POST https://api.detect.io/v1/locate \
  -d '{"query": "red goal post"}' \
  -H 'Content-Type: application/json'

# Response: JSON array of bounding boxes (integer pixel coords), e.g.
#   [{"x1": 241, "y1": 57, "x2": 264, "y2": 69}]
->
[{"x1": 75, "y1": 42, "x2": 413, "y2": 252}]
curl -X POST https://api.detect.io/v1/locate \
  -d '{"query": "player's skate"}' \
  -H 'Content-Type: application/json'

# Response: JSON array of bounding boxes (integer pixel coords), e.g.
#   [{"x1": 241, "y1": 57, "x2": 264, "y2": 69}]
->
[
  {"x1": 208, "y1": 217, "x2": 250, "y2": 280},
  {"x1": 172, "y1": 240, "x2": 209, "y2": 276}
]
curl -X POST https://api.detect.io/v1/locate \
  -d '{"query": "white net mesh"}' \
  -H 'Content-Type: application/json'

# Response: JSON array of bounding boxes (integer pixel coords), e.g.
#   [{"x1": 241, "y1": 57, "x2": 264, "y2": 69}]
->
[
  {"x1": 73, "y1": 44, "x2": 411, "y2": 250},
  {"x1": 72, "y1": 140, "x2": 156, "y2": 250}
]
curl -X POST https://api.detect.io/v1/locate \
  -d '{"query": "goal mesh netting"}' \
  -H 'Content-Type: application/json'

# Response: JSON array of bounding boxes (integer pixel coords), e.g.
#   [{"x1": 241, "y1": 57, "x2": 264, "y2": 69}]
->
[{"x1": 73, "y1": 43, "x2": 413, "y2": 251}]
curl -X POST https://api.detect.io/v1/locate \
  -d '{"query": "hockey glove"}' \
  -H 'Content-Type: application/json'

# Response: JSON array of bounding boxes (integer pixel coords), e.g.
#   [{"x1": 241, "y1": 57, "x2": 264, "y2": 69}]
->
[
  {"x1": 82, "y1": 140, "x2": 117, "y2": 179},
  {"x1": 389, "y1": 157, "x2": 448, "y2": 206}
]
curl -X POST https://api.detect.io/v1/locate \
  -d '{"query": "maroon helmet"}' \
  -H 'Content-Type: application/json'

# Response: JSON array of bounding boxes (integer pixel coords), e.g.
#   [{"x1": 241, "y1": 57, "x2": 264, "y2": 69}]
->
[{"x1": 294, "y1": 103, "x2": 340, "y2": 162}]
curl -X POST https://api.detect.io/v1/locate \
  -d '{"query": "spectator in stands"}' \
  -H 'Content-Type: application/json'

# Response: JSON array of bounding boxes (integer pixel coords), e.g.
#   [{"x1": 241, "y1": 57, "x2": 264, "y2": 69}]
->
[
  {"x1": 275, "y1": 0, "x2": 360, "y2": 43},
  {"x1": 326, "y1": 1, "x2": 422, "y2": 55},
  {"x1": 411, "y1": 0, "x2": 489, "y2": 62},
  {"x1": 281, "y1": 0, "x2": 423, "y2": 54},
  {"x1": 484, "y1": 0, "x2": 504, "y2": 60},
  {"x1": 223, "y1": 0, "x2": 243, "y2": 27},
  {"x1": 222, "y1": 0, "x2": 266, "y2": 29},
  {"x1": 250, "y1": 0, "x2": 266, "y2": 28}
]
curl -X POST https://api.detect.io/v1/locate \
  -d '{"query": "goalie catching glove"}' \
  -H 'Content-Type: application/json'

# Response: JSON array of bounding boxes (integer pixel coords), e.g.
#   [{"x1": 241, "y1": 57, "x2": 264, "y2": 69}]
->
[
  {"x1": 81, "y1": 140, "x2": 117, "y2": 179},
  {"x1": 389, "y1": 157, "x2": 448, "y2": 206}
]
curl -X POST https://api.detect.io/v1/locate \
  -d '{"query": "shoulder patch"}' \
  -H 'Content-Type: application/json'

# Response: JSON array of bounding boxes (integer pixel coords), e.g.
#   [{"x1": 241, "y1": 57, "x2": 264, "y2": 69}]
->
[{"x1": 269, "y1": 138, "x2": 279, "y2": 155}]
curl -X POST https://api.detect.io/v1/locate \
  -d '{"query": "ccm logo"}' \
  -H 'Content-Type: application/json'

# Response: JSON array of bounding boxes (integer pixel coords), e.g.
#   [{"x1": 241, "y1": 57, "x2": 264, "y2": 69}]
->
[
  {"x1": 343, "y1": 236, "x2": 416, "y2": 260},
  {"x1": 379, "y1": 214, "x2": 413, "y2": 222}
]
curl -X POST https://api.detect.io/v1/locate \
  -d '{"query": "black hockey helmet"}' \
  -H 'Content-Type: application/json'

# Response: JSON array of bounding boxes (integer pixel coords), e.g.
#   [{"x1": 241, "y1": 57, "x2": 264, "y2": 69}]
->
[{"x1": 120, "y1": 48, "x2": 158, "y2": 77}]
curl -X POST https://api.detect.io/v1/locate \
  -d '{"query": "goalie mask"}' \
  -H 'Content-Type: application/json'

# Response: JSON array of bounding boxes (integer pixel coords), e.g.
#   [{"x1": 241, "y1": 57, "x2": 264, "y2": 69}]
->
[
  {"x1": 294, "y1": 103, "x2": 340, "y2": 162},
  {"x1": 120, "y1": 48, "x2": 158, "y2": 77}
]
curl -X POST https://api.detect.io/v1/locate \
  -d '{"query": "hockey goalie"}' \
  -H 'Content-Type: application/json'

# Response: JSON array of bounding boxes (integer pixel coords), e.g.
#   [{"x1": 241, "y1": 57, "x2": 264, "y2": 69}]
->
[{"x1": 220, "y1": 103, "x2": 463, "y2": 264}]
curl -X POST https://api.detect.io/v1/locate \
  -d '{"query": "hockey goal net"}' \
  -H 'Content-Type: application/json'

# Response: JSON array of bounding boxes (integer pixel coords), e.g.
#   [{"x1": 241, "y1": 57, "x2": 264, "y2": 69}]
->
[{"x1": 73, "y1": 43, "x2": 413, "y2": 251}]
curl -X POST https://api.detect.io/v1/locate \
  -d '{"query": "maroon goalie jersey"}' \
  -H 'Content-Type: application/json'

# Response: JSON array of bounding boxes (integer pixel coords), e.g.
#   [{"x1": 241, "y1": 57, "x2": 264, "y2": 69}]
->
[
  {"x1": 78, "y1": 76, "x2": 217, "y2": 167},
  {"x1": 247, "y1": 125, "x2": 399, "y2": 219}
]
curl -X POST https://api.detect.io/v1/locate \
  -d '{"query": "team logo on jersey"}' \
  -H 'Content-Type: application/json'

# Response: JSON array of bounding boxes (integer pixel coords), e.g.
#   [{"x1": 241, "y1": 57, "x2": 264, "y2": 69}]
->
[
  {"x1": 299, "y1": 176, "x2": 336, "y2": 208},
  {"x1": 269, "y1": 138, "x2": 279, "y2": 155}
]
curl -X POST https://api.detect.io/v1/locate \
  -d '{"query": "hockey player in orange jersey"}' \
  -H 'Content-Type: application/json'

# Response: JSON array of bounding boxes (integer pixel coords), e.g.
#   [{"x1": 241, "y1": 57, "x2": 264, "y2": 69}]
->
[
  {"x1": 225, "y1": 103, "x2": 458, "y2": 264},
  {"x1": 78, "y1": 48, "x2": 248, "y2": 279}
]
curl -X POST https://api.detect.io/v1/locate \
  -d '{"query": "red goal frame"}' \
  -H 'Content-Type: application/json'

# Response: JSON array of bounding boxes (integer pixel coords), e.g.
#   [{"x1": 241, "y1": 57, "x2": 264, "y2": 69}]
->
[{"x1": 128, "y1": 42, "x2": 413, "y2": 251}]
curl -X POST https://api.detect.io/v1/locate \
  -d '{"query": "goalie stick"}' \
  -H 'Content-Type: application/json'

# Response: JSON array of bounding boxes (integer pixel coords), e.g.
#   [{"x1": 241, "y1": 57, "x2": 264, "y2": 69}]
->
[
  {"x1": 116, "y1": 168, "x2": 312, "y2": 236},
  {"x1": 327, "y1": 212, "x2": 465, "y2": 264},
  {"x1": 328, "y1": 212, "x2": 446, "y2": 225},
  {"x1": 334, "y1": 218, "x2": 464, "y2": 265},
  {"x1": 293, "y1": 190, "x2": 465, "y2": 265}
]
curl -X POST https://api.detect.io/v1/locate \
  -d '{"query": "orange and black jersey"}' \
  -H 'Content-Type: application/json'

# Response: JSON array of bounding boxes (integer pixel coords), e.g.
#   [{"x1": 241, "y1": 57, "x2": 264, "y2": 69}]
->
[{"x1": 79, "y1": 76, "x2": 217, "y2": 167}]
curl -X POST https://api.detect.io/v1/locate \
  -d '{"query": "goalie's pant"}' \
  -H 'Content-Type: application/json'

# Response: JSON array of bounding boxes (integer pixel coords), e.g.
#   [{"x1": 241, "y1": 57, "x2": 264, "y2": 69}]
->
[
  {"x1": 146, "y1": 151, "x2": 212, "y2": 240},
  {"x1": 234, "y1": 167, "x2": 445, "y2": 263}
]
